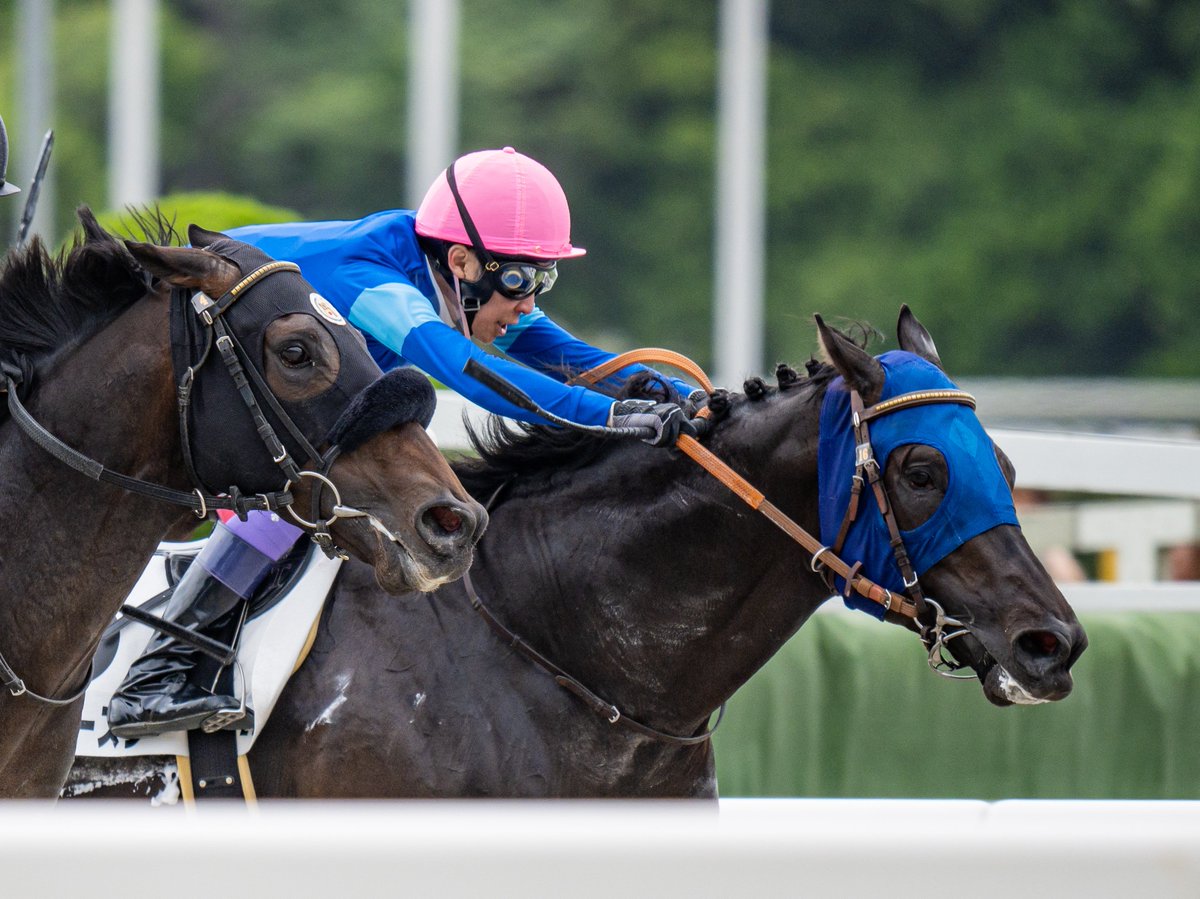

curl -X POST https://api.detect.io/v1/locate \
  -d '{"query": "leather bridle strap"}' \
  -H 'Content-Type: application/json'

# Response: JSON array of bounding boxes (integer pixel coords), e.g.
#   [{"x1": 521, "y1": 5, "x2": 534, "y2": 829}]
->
[
  {"x1": 831, "y1": 387, "x2": 978, "y2": 612},
  {"x1": 461, "y1": 569, "x2": 724, "y2": 746},
  {"x1": 1, "y1": 371, "x2": 291, "y2": 518},
  {"x1": 185, "y1": 259, "x2": 328, "y2": 483}
]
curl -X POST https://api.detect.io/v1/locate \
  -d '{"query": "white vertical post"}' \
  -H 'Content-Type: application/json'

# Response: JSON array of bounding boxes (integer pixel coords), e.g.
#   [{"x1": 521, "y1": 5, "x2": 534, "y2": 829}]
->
[
  {"x1": 714, "y1": 0, "x2": 768, "y2": 387},
  {"x1": 108, "y1": 0, "x2": 160, "y2": 209},
  {"x1": 16, "y1": 0, "x2": 55, "y2": 242},
  {"x1": 406, "y1": 0, "x2": 460, "y2": 206}
]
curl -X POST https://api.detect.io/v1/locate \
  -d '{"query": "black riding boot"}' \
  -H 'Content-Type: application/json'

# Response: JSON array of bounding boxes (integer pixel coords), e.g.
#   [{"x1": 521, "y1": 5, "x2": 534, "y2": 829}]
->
[{"x1": 106, "y1": 561, "x2": 251, "y2": 739}]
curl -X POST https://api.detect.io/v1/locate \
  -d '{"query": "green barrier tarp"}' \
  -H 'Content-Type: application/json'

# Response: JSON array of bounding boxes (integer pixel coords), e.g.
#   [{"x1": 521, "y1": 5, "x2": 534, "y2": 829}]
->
[{"x1": 713, "y1": 612, "x2": 1200, "y2": 799}]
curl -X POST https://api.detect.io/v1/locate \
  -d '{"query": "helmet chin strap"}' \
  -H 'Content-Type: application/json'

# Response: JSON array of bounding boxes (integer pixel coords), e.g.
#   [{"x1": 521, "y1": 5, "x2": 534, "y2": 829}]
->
[
  {"x1": 451, "y1": 275, "x2": 472, "y2": 338},
  {"x1": 427, "y1": 246, "x2": 481, "y2": 340}
]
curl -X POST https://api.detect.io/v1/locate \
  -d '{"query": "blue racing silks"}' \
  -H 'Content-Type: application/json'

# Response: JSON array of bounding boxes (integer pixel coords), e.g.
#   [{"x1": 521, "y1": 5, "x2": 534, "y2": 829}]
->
[{"x1": 817, "y1": 351, "x2": 1018, "y2": 619}]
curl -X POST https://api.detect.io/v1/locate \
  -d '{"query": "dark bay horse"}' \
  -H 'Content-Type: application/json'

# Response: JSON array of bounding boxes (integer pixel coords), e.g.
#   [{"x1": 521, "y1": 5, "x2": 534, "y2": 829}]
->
[
  {"x1": 0, "y1": 210, "x2": 484, "y2": 798},
  {"x1": 66, "y1": 307, "x2": 1085, "y2": 799}
]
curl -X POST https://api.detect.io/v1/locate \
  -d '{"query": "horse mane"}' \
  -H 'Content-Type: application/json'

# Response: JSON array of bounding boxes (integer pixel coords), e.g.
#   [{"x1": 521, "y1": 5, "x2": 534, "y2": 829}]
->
[
  {"x1": 452, "y1": 358, "x2": 844, "y2": 503},
  {"x1": 0, "y1": 206, "x2": 177, "y2": 375}
]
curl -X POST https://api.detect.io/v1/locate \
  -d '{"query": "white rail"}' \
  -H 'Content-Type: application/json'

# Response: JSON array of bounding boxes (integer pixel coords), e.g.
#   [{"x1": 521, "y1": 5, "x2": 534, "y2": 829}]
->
[
  {"x1": 813, "y1": 582, "x2": 1200, "y2": 614},
  {"x1": 2, "y1": 800, "x2": 1197, "y2": 897},
  {"x1": 431, "y1": 392, "x2": 1200, "y2": 498},
  {"x1": 432, "y1": 391, "x2": 1200, "y2": 484},
  {"x1": 993, "y1": 428, "x2": 1200, "y2": 500},
  {"x1": 431, "y1": 391, "x2": 1200, "y2": 587}
]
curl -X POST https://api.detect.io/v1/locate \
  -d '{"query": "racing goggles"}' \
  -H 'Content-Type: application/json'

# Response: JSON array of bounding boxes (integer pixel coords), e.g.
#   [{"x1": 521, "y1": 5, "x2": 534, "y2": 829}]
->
[
  {"x1": 456, "y1": 258, "x2": 556, "y2": 311},
  {"x1": 487, "y1": 257, "x2": 557, "y2": 300}
]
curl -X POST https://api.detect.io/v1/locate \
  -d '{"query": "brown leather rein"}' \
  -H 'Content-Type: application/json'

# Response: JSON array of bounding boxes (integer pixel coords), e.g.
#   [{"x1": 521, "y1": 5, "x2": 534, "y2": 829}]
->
[
  {"x1": 574, "y1": 349, "x2": 976, "y2": 622},
  {"x1": 465, "y1": 349, "x2": 977, "y2": 746}
]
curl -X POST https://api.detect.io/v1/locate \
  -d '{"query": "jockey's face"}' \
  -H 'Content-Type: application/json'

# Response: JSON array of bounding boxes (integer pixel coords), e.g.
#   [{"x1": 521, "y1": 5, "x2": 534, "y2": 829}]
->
[
  {"x1": 469, "y1": 291, "x2": 536, "y2": 344},
  {"x1": 444, "y1": 244, "x2": 538, "y2": 344}
]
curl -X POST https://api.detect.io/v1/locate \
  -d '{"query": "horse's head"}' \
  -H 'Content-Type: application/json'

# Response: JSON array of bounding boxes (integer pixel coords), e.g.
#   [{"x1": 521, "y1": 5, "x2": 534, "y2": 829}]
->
[
  {"x1": 814, "y1": 307, "x2": 1086, "y2": 706},
  {"x1": 124, "y1": 225, "x2": 486, "y2": 593}
]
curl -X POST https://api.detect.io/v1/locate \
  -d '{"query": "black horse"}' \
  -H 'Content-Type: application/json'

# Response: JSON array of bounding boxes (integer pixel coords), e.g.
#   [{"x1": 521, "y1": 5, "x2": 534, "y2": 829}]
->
[
  {"x1": 0, "y1": 210, "x2": 485, "y2": 798},
  {"x1": 66, "y1": 307, "x2": 1085, "y2": 799}
]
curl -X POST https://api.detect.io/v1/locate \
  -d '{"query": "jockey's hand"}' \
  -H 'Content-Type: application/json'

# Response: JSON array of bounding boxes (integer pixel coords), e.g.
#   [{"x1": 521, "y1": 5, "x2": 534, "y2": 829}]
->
[
  {"x1": 685, "y1": 389, "x2": 709, "y2": 413},
  {"x1": 608, "y1": 399, "x2": 695, "y2": 447}
]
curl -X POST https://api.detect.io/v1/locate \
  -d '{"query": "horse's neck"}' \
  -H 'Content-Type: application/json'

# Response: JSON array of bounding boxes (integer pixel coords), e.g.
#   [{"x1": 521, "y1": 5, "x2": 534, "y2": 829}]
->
[
  {"x1": 474, "y1": 394, "x2": 832, "y2": 735},
  {"x1": 0, "y1": 298, "x2": 184, "y2": 688}
]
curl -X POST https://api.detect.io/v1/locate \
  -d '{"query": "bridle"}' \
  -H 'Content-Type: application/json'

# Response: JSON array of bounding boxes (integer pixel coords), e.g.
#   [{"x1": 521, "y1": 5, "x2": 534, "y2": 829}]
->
[
  {"x1": 177, "y1": 260, "x2": 351, "y2": 558},
  {"x1": 0, "y1": 257, "x2": 377, "y2": 704},
  {"x1": 575, "y1": 349, "x2": 981, "y2": 677},
  {"x1": 1, "y1": 261, "x2": 311, "y2": 523},
  {"x1": 461, "y1": 349, "x2": 985, "y2": 746},
  {"x1": 822, "y1": 385, "x2": 979, "y2": 678}
]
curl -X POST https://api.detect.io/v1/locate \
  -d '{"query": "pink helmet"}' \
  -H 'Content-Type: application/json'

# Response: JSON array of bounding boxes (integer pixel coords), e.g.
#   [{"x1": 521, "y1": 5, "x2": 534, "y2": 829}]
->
[{"x1": 415, "y1": 147, "x2": 586, "y2": 260}]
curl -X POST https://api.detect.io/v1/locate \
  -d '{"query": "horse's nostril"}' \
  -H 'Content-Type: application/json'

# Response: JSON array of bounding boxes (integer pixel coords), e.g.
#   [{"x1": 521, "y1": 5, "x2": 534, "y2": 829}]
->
[
  {"x1": 425, "y1": 505, "x2": 463, "y2": 535},
  {"x1": 1018, "y1": 630, "x2": 1061, "y2": 658}
]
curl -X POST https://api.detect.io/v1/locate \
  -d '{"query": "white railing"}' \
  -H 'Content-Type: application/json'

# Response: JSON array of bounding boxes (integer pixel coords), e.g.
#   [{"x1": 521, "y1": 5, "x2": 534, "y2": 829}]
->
[
  {"x1": 992, "y1": 428, "x2": 1200, "y2": 500},
  {"x1": 432, "y1": 392, "x2": 1200, "y2": 589},
  {"x1": 431, "y1": 392, "x2": 1200, "y2": 494},
  {"x1": 2, "y1": 800, "x2": 1197, "y2": 897}
]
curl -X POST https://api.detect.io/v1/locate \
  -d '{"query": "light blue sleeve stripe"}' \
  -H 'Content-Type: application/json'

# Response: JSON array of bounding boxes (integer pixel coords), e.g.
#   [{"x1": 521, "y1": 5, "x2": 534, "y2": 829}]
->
[
  {"x1": 346, "y1": 283, "x2": 439, "y2": 358},
  {"x1": 492, "y1": 304, "x2": 546, "y2": 354}
]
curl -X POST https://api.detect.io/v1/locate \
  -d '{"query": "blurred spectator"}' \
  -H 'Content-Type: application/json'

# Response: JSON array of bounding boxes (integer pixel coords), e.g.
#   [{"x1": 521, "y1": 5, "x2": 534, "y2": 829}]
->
[
  {"x1": 1166, "y1": 543, "x2": 1200, "y2": 581},
  {"x1": 1013, "y1": 488, "x2": 1087, "y2": 583}
]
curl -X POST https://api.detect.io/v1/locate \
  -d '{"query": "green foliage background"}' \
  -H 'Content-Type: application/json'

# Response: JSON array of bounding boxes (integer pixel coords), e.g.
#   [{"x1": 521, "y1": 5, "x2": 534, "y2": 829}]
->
[
  {"x1": 90, "y1": 192, "x2": 299, "y2": 244},
  {"x1": 3, "y1": 0, "x2": 1199, "y2": 377}
]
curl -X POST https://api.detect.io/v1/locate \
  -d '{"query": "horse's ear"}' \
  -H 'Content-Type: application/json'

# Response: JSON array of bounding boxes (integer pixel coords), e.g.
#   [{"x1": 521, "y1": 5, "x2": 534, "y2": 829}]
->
[
  {"x1": 896, "y1": 304, "x2": 944, "y2": 371},
  {"x1": 815, "y1": 314, "x2": 885, "y2": 402},
  {"x1": 187, "y1": 224, "x2": 229, "y2": 249},
  {"x1": 125, "y1": 240, "x2": 241, "y2": 295}
]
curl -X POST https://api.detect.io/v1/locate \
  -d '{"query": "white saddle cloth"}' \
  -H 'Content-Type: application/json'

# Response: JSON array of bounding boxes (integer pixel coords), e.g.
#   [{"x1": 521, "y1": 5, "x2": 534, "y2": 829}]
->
[{"x1": 74, "y1": 537, "x2": 342, "y2": 760}]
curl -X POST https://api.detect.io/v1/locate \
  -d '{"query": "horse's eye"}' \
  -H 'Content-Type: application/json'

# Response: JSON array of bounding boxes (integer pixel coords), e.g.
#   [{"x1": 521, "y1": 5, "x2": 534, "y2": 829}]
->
[
  {"x1": 907, "y1": 468, "x2": 933, "y2": 490},
  {"x1": 280, "y1": 344, "x2": 311, "y2": 367}
]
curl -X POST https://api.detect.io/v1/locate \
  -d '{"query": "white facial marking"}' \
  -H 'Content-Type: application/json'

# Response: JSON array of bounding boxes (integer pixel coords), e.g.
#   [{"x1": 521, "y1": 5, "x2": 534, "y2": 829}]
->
[{"x1": 997, "y1": 668, "x2": 1050, "y2": 705}]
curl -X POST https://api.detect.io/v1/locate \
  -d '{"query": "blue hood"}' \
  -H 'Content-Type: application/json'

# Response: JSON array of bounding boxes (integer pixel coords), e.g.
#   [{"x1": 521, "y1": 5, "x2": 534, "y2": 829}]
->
[{"x1": 817, "y1": 351, "x2": 1018, "y2": 619}]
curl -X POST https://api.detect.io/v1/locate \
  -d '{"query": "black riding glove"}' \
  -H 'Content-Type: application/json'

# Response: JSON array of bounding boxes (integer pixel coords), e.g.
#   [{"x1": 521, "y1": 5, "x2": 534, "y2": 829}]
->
[{"x1": 608, "y1": 399, "x2": 694, "y2": 447}]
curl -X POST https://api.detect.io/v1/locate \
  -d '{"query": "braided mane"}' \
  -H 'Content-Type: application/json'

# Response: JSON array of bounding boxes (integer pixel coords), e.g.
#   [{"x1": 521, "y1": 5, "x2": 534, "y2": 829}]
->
[{"x1": 452, "y1": 360, "x2": 842, "y2": 504}]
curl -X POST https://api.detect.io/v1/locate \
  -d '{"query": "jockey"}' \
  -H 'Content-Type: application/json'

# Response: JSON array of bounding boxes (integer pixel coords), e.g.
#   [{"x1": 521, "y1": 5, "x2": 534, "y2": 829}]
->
[
  {"x1": 106, "y1": 146, "x2": 700, "y2": 739},
  {"x1": 0, "y1": 115, "x2": 21, "y2": 198}
]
